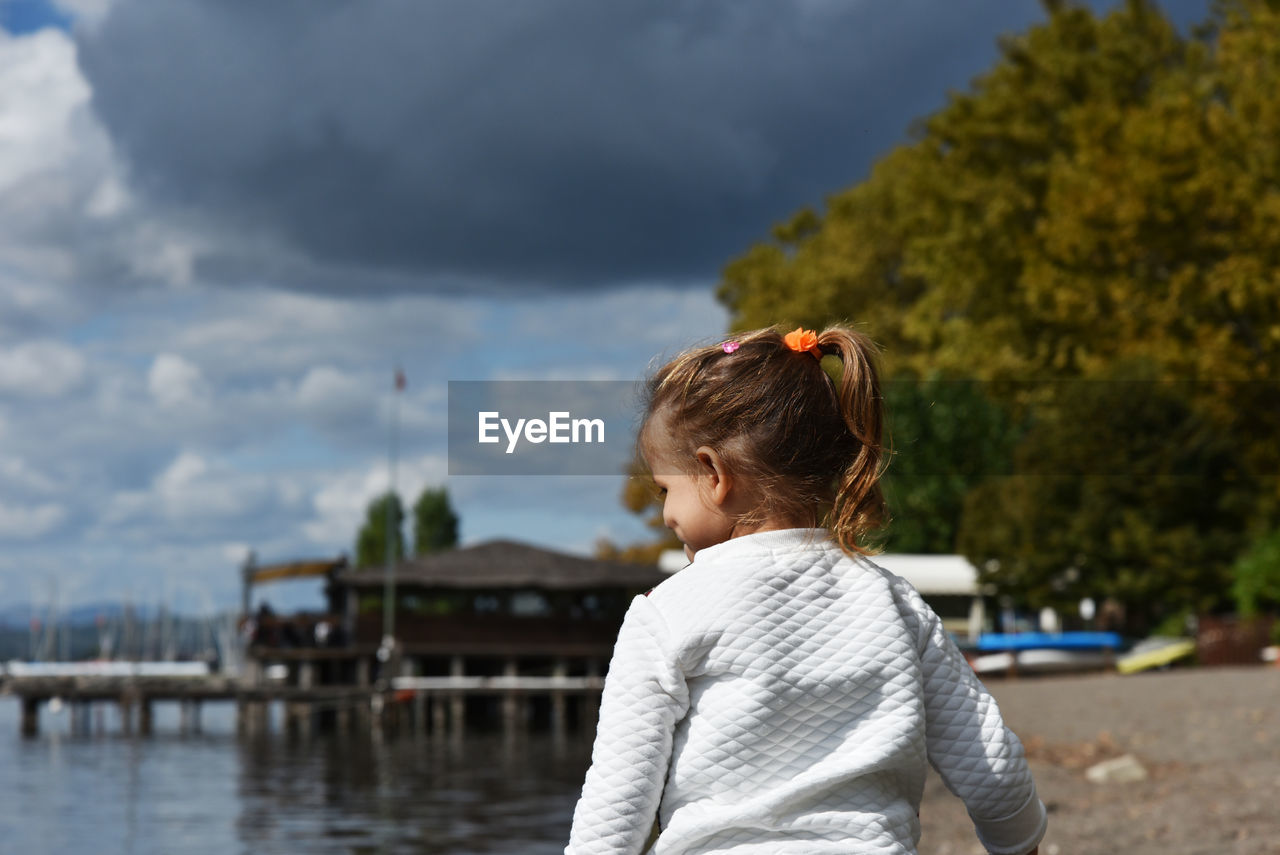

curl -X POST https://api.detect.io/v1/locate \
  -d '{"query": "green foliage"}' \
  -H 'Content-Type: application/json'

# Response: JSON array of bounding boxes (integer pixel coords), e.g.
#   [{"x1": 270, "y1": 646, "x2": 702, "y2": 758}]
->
[
  {"x1": 1232, "y1": 527, "x2": 1280, "y2": 617},
  {"x1": 412, "y1": 487, "x2": 459, "y2": 555},
  {"x1": 355, "y1": 491, "x2": 406, "y2": 568},
  {"x1": 881, "y1": 377, "x2": 1020, "y2": 554},
  {"x1": 718, "y1": 0, "x2": 1280, "y2": 616},
  {"x1": 958, "y1": 373, "x2": 1255, "y2": 623}
]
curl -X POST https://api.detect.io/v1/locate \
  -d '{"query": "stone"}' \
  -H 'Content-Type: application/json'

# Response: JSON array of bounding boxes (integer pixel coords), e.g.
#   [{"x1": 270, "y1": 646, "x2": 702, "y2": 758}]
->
[{"x1": 1085, "y1": 753, "x2": 1148, "y2": 784}]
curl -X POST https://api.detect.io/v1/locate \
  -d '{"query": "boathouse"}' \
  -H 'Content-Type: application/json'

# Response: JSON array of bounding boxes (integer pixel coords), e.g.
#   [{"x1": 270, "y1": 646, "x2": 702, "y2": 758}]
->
[{"x1": 242, "y1": 540, "x2": 667, "y2": 735}]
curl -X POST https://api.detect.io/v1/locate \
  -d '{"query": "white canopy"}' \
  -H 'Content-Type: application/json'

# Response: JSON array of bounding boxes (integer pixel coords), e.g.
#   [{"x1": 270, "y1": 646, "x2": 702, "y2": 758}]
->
[
  {"x1": 870, "y1": 554, "x2": 982, "y2": 596},
  {"x1": 661, "y1": 549, "x2": 982, "y2": 596}
]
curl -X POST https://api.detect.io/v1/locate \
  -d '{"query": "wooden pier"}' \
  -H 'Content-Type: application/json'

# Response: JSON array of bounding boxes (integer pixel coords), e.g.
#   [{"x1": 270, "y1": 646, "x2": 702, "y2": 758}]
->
[
  {"x1": 1, "y1": 660, "x2": 605, "y2": 740},
  {"x1": 1, "y1": 539, "x2": 667, "y2": 739}
]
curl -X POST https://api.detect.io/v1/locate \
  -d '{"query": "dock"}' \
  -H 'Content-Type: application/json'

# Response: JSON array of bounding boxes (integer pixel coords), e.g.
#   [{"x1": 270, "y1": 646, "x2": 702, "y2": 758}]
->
[
  {"x1": 2, "y1": 538, "x2": 665, "y2": 739},
  {"x1": 1, "y1": 659, "x2": 605, "y2": 739}
]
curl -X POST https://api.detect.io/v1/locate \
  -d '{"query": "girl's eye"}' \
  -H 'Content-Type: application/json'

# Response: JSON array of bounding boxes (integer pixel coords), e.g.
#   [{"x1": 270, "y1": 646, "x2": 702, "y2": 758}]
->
[{"x1": 653, "y1": 486, "x2": 667, "y2": 500}]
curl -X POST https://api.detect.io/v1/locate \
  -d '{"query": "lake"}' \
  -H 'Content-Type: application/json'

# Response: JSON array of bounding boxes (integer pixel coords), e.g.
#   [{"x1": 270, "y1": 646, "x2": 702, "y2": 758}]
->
[{"x1": 0, "y1": 697, "x2": 592, "y2": 854}]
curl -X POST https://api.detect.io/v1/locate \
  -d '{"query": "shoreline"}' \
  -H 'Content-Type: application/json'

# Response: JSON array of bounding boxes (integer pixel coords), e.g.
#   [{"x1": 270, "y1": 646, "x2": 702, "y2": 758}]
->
[{"x1": 920, "y1": 667, "x2": 1280, "y2": 854}]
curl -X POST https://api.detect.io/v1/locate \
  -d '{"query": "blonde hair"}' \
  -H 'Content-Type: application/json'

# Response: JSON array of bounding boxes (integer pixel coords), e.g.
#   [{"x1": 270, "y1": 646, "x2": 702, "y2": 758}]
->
[{"x1": 640, "y1": 325, "x2": 887, "y2": 556}]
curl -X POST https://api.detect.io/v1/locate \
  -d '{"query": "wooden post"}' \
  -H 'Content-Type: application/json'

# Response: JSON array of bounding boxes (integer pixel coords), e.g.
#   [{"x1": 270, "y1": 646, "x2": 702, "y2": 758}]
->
[
  {"x1": 369, "y1": 692, "x2": 384, "y2": 736},
  {"x1": 585, "y1": 659, "x2": 601, "y2": 730},
  {"x1": 286, "y1": 703, "x2": 312, "y2": 739},
  {"x1": 502, "y1": 659, "x2": 519, "y2": 736},
  {"x1": 139, "y1": 699, "x2": 154, "y2": 735},
  {"x1": 298, "y1": 661, "x2": 315, "y2": 690},
  {"x1": 412, "y1": 692, "x2": 426, "y2": 734},
  {"x1": 20, "y1": 696, "x2": 39, "y2": 737},
  {"x1": 119, "y1": 693, "x2": 135, "y2": 736},
  {"x1": 551, "y1": 658, "x2": 568, "y2": 739},
  {"x1": 431, "y1": 694, "x2": 446, "y2": 736},
  {"x1": 238, "y1": 700, "x2": 267, "y2": 737},
  {"x1": 449, "y1": 656, "x2": 465, "y2": 739}
]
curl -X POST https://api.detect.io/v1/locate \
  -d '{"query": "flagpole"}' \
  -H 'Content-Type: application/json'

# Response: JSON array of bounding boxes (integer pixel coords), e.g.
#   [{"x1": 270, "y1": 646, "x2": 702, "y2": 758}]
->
[{"x1": 381, "y1": 365, "x2": 404, "y2": 666}]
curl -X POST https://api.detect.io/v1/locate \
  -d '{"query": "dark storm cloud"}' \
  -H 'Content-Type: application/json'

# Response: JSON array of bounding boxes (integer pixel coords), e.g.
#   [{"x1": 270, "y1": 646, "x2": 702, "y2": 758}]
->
[{"x1": 76, "y1": 0, "x2": 1211, "y2": 293}]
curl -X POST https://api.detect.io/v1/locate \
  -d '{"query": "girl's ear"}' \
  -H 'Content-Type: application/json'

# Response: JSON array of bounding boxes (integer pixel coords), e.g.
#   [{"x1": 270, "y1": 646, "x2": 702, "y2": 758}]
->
[{"x1": 694, "y1": 445, "x2": 733, "y2": 507}]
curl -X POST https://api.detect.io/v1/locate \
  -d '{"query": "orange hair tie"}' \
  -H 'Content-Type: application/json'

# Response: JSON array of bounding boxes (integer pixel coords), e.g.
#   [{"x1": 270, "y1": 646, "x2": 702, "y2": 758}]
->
[{"x1": 784, "y1": 327, "x2": 822, "y2": 359}]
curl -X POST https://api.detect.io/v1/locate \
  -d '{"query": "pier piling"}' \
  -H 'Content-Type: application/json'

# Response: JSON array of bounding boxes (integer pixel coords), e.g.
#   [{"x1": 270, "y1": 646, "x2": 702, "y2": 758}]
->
[{"x1": 21, "y1": 697, "x2": 39, "y2": 737}]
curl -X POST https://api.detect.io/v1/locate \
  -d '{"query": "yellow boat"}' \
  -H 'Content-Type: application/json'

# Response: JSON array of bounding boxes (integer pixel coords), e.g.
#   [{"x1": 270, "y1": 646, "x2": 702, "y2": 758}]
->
[{"x1": 1116, "y1": 638, "x2": 1196, "y2": 675}]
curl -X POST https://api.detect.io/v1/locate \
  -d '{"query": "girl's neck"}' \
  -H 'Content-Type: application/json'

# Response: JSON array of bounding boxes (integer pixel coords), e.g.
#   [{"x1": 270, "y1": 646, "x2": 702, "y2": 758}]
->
[{"x1": 727, "y1": 513, "x2": 814, "y2": 542}]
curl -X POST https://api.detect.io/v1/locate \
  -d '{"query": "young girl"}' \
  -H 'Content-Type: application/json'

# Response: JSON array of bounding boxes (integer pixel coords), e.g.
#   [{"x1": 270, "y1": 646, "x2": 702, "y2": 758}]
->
[{"x1": 565, "y1": 326, "x2": 1046, "y2": 855}]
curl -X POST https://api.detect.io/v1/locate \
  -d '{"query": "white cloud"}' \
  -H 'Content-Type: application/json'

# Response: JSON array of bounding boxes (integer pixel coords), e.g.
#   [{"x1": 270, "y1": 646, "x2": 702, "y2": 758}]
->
[
  {"x1": 0, "y1": 23, "x2": 206, "y2": 296},
  {"x1": 147, "y1": 352, "x2": 208, "y2": 409},
  {"x1": 0, "y1": 340, "x2": 85, "y2": 397},
  {"x1": 296, "y1": 365, "x2": 374, "y2": 419},
  {"x1": 155, "y1": 449, "x2": 208, "y2": 497},
  {"x1": 303, "y1": 454, "x2": 448, "y2": 553},
  {"x1": 221, "y1": 541, "x2": 252, "y2": 565},
  {"x1": 0, "y1": 455, "x2": 58, "y2": 493},
  {"x1": 0, "y1": 30, "x2": 90, "y2": 194},
  {"x1": 0, "y1": 28, "x2": 117, "y2": 276},
  {"x1": 0, "y1": 501, "x2": 65, "y2": 539},
  {"x1": 105, "y1": 450, "x2": 299, "y2": 533},
  {"x1": 0, "y1": 266, "x2": 79, "y2": 333}
]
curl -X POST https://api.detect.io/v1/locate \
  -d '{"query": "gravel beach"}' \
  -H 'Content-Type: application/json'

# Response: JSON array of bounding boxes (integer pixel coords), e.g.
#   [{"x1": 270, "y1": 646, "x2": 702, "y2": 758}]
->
[{"x1": 917, "y1": 667, "x2": 1280, "y2": 854}]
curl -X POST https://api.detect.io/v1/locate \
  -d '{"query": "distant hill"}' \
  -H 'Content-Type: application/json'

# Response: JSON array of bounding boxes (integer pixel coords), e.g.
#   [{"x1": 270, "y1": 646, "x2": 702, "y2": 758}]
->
[{"x1": 0, "y1": 602, "x2": 160, "y2": 629}]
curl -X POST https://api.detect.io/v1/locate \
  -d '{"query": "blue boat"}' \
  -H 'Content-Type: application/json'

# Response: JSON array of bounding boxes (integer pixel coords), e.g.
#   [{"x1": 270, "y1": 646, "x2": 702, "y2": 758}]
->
[{"x1": 976, "y1": 631, "x2": 1123, "y2": 652}]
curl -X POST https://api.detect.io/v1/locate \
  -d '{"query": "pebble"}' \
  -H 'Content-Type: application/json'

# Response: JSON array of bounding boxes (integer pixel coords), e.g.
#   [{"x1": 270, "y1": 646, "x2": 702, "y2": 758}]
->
[{"x1": 1085, "y1": 753, "x2": 1148, "y2": 784}]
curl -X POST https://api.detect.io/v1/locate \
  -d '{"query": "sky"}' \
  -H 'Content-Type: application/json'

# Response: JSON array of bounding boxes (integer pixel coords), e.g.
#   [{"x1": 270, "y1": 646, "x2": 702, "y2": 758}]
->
[{"x1": 0, "y1": 0, "x2": 1212, "y2": 614}]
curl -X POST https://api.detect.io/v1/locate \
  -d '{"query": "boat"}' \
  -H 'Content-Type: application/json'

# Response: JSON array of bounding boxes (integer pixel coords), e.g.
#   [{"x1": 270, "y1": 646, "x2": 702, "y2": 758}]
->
[
  {"x1": 1115, "y1": 637, "x2": 1196, "y2": 675},
  {"x1": 975, "y1": 631, "x2": 1123, "y2": 651},
  {"x1": 969, "y1": 631, "x2": 1123, "y2": 676},
  {"x1": 970, "y1": 648, "x2": 1114, "y2": 676},
  {"x1": 4, "y1": 661, "x2": 211, "y2": 678}
]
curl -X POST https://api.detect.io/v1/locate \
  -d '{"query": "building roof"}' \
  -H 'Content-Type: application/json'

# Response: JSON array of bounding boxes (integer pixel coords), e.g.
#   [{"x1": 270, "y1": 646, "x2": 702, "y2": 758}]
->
[
  {"x1": 871, "y1": 554, "x2": 984, "y2": 596},
  {"x1": 335, "y1": 539, "x2": 667, "y2": 591}
]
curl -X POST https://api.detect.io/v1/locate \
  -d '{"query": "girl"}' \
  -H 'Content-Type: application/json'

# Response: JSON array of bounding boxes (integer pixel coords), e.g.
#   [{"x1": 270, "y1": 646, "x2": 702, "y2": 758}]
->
[{"x1": 565, "y1": 326, "x2": 1045, "y2": 855}]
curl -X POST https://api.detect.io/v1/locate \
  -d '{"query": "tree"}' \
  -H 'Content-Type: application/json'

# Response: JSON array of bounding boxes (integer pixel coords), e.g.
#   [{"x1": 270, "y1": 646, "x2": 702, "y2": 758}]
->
[
  {"x1": 355, "y1": 491, "x2": 406, "y2": 568},
  {"x1": 715, "y1": 0, "x2": 1280, "y2": 615},
  {"x1": 413, "y1": 487, "x2": 459, "y2": 555},
  {"x1": 1232, "y1": 527, "x2": 1280, "y2": 618},
  {"x1": 881, "y1": 377, "x2": 1020, "y2": 554},
  {"x1": 958, "y1": 371, "x2": 1256, "y2": 628},
  {"x1": 720, "y1": 0, "x2": 1279, "y2": 460}
]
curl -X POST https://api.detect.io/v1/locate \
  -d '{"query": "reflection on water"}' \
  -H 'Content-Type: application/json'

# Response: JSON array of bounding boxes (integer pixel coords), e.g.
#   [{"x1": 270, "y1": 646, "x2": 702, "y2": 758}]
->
[
  {"x1": 0, "y1": 699, "x2": 593, "y2": 855},
  {"x1": 236, "y1": 732, "x2": 593, "y2": 854}
]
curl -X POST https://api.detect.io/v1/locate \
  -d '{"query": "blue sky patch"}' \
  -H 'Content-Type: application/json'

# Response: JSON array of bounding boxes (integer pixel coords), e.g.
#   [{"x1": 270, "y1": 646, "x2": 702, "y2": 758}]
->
[{"x1": 0, "y1": 0, "x2": 71, "y2": 35}]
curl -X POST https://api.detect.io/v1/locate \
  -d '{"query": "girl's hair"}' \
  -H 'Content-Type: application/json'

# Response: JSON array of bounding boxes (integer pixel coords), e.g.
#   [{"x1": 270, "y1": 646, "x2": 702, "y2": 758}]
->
[{"x1": 640, "y1": 325, "x2": 887, "y2": 556}]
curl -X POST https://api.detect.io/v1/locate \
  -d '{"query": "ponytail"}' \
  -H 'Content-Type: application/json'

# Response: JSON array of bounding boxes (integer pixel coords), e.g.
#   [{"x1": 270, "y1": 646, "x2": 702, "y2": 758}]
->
[
  {"x1": 817, "y1": 327, "x2": 887, "y2": 556},
  {"x1": 641, "y1": 323, "x2": 888, "y2": 556}
]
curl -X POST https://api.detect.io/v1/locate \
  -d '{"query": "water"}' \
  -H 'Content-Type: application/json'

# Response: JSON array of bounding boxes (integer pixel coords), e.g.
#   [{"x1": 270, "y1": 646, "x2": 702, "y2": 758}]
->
[{"x1": 0, "y1": 697, "x2": 593, "y2": 854}]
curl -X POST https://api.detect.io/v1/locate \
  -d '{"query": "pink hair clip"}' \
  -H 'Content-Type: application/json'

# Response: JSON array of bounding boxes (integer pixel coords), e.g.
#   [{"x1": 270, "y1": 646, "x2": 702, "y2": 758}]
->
[{"x1": 721, "y1": 340, "x2": 741, "y2": 354}]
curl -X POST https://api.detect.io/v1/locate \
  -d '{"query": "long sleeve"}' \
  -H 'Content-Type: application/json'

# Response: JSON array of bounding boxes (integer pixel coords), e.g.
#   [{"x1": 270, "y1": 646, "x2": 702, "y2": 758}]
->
[
  {"x1": 900, "y1": 583, "x2": 1047, "y2": 855},
  {"x1": 566, "y1": 595, "x2": 690, "y2": 855}
]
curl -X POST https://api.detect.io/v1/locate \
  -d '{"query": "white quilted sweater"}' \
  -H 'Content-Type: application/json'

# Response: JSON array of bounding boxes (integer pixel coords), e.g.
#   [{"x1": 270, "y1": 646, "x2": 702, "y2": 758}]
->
[{"x1": 566, "y1": 528, "x2": 1047, "y2": 855}]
